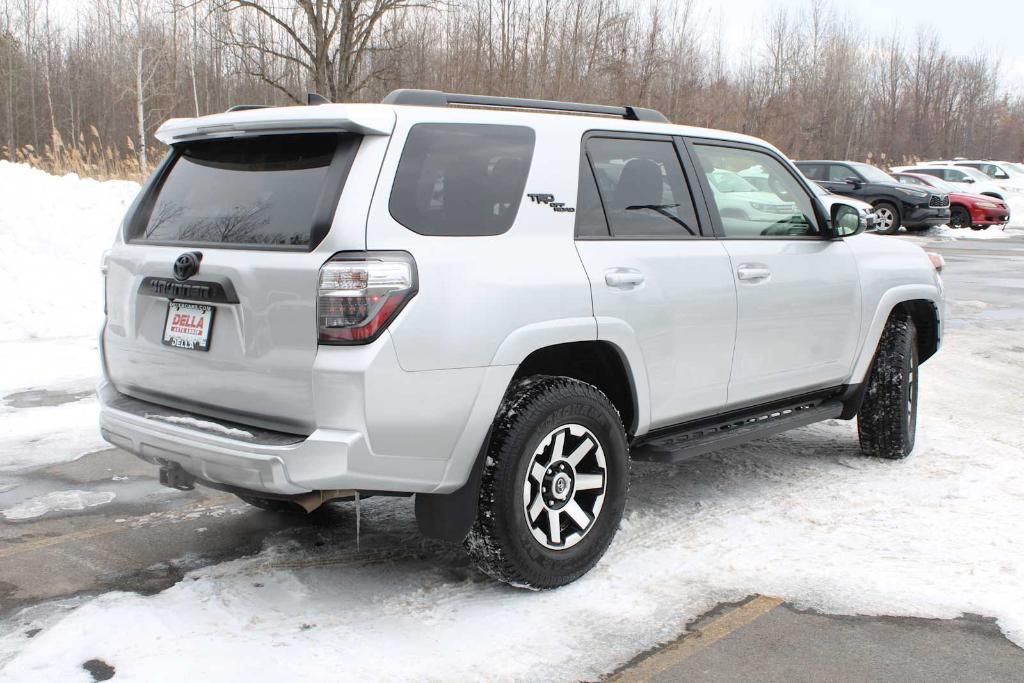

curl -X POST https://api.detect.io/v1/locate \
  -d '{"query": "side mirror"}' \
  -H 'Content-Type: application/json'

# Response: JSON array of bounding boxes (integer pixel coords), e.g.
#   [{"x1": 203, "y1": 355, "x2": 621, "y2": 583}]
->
[
  {"x1": 963, "y1": 177, "x2": 975, "y2": 184},
  {"x1": 830, "y1": 203, "x2": 865, "y2": 237},
  {"x1": 844, "y1": 176, "x2": 862, "y2": 188}
]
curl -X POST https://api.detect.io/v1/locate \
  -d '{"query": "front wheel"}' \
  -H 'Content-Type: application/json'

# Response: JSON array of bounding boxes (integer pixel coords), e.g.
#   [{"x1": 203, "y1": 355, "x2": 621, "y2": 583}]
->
[
  {"x1": 949, "y1": 206, "x2": 971, "y2": 229},
  {"x1": 858, "y1": 311, "x2": 918, "y2": 459},
  {"x1": 873, "y1": 202, "x2": 901, "y2": 234},
  {"x1": 465, "y1": 376, "x2": 629, "y2": 588}
]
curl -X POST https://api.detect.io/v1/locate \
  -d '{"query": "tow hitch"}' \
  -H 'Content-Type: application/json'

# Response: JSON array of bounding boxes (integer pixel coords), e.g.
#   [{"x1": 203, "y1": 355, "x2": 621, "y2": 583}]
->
[{"x1": 159, "y1": 463, "x2": 196, "y2": 491}]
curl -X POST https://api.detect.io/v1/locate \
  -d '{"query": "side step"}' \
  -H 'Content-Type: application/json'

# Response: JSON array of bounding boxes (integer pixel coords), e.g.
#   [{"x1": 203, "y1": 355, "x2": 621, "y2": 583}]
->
[{"x1": 630, "y1": 399, "x2": 844, "y2": 464}]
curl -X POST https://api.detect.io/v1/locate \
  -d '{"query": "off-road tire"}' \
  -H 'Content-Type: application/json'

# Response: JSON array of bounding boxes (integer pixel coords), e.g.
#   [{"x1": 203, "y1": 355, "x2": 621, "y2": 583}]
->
[
  {"x1": 465, "y1": 376, "x2": 629, "y2": 589},
  {"x1": 858, "y1": 311, "x2": 919, "y2": 459},
  {"x1": 949, "y1": 205, "x2": 971, "y2": 229},
  {"x1": 237, "y1": 494, "x2": 307, "y2": 513},
  {"x1": 873, "y1": 201, "x2": 902, "y2": 234}
]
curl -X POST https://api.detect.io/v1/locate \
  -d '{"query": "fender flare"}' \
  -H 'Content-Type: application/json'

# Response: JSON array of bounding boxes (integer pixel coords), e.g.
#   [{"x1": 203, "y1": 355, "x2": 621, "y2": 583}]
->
[
  {"x1": 849, "y1": 284, "x2": 942, "y2": 385},
  {"x1": 416, "y1": 317, "x2": 651, "y2": 542}
]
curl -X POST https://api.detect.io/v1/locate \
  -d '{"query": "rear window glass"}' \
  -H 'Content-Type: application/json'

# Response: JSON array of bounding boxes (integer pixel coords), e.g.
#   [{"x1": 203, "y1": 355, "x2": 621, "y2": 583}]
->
[
  {"x1": 129, "y1": 134, "x2": 347, "y2": 248},
  {"x1": 389, "y1": 123, "x2": 535, "y2": 236}
]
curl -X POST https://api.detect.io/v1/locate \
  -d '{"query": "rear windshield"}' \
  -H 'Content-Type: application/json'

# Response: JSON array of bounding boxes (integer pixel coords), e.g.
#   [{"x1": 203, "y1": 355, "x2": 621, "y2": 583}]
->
[{"x1": 129, "y1": 133, "x2": 352, "y2": 248}]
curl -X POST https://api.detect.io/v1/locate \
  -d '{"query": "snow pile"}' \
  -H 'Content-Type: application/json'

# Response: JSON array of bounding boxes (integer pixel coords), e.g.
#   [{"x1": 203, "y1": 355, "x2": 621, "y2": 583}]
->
[
  {"x1": 0, "y1": 163, "x2": 137, "y2": 471},
  {"x1": 0, "y1": 161, "x2": 139, "y2": 342},
  {"x1": 916, "y1": 224, "x2": 1013, "y2": 240},
  {"x1": 0, "y1": 327, "x2": 1022, "y2": 681}
]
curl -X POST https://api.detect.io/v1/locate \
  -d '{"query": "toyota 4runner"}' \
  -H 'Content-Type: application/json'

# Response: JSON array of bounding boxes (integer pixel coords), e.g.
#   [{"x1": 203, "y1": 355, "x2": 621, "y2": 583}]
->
[{"x1": 99, "y1": 90, "x2": 944, "y2": 588}]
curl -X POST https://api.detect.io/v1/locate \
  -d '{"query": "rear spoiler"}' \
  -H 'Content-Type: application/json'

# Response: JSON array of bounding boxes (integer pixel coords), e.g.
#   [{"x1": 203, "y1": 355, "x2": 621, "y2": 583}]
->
[{"x1": 155, "y1": 104, "x2": 395, "y2": 144}]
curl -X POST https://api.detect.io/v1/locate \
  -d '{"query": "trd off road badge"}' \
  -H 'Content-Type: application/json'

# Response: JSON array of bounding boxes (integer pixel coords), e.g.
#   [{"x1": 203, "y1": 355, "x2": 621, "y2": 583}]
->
[{"x1": 527, "y1": 193, "x2": 575, "y2": 213}]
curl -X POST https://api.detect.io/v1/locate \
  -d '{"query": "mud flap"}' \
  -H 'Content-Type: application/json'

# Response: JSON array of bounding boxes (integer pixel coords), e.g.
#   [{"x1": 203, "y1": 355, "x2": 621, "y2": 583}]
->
[{"x1": 415, "y1": 433, "x2": 490, "y2": 543}]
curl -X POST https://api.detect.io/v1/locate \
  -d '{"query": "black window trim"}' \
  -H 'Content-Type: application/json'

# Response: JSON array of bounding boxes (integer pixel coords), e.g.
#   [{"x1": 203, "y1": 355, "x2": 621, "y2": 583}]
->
[
  {"x1": 574, "y1": 129, "x2": 710, "y2": 241},
  {"x1": 124, "y1": 132, "x2": 360, "y2": 252},
  {"x1": 682, "y1": 136, "x2": 830, "y2": 241}
]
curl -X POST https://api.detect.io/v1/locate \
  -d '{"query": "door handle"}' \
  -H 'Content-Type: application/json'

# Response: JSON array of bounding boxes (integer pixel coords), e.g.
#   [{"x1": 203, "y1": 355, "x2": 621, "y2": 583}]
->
[
  {"x1": 736, "y1": 265, "x2": 771, "y2": 281},
  {"x1": 605, "y1": 268, "x2": 645, "y2": 288}
]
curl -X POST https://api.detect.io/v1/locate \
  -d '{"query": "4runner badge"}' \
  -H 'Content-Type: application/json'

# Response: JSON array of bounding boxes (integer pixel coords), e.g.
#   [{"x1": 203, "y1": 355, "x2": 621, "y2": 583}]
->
[{"x1": 527, "y1": 193, "x2": 575, "y2": 213}]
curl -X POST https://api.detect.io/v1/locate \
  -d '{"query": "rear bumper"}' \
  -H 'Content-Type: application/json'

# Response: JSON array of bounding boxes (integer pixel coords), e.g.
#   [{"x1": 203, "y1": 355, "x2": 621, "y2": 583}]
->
[
  {"x1": 98, "y1": 331, "x2": 517, "y2": 496},
  {"x1": 98, "y1": 381, "x2": 447, "y2": 495}
]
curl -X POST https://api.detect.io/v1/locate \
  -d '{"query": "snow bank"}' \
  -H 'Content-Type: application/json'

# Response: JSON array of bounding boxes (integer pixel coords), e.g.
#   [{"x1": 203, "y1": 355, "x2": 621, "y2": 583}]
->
[
  {"x1": 1, "y1": 327, "x2": 1022, "y2": 681},
  {"x1": 0, "y1": 162, "x2": 139, "y2": 342}
]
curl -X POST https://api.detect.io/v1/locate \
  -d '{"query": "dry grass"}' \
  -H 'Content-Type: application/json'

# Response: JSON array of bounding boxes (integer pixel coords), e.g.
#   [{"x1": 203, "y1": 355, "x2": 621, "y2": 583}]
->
[{"x1": 2, "y1": 127, "x2": 154, "y2": 182}]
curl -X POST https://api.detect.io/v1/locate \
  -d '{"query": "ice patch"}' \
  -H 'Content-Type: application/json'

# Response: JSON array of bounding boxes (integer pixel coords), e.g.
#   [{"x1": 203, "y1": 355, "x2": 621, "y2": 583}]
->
[
  {"x1": 2, "y1": 490, "x2": 116, "y2": 520},
  {"x1": 143, "y1": 414, "x2": 253, "y2": 438}
]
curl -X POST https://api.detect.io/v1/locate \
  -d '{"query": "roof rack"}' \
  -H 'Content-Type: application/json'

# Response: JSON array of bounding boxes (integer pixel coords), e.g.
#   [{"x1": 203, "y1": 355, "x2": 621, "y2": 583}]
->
[
  {"x1": 225, "y1": 93, "x2": 331, "y2": 113},
  {"x1": 225, "y1": 104, "x2": 270, "y2": 113},
  {"x1": 381, "y1": 89, "x2": 669, "y2": 123}
]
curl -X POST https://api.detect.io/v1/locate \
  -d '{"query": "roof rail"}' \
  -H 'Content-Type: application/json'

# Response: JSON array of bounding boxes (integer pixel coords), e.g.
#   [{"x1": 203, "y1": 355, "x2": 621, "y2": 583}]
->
[
  {"x1": 225, "y1": 104, "x2": 271, "y2": 113},
  {"x1": 225, "y1": 93, "x2": 330, "y2": 113},
  {"x1": 381, "y1": 89, "x2": 669, "y2": 123}
]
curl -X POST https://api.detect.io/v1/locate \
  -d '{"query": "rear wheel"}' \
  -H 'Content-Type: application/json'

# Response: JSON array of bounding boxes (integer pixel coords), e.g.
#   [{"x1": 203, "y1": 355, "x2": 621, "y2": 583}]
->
[
  {"x1": 949, "y1": 206, "x2": 971, "y2": 229},
  {"x1": 858, "y1": 311, "x2": 918, "y2": 459},
  {"x1": 465, "y1": 376, "x2": 628, "y2": 588},
  {"x1": 873, "y1": 202, "x2": 901, "y2": 234}
]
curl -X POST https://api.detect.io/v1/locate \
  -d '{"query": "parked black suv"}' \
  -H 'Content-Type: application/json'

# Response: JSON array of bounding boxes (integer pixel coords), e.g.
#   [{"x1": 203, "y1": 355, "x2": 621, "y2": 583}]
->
[{"x1": 796, "y1": 161, "x2": 950, "y2": 234}]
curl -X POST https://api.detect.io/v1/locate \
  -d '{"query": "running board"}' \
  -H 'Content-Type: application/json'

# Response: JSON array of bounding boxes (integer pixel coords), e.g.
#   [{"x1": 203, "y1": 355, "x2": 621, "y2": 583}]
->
[{"x1": 630, "y1": 399, "x2": 844, "y2": 464}]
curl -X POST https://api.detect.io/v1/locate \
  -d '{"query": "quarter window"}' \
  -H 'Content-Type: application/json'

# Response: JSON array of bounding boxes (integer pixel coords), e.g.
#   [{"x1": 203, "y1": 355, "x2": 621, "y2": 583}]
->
[
  {"x1": 389, "y1": 123, "x2": 535, "y2": 236},
  {"x1": 583, "y1": 138, "x2": 701, "y2": 238},
  {"x1": 692, "y1": 144, "x2": 819, "y2": 238}
]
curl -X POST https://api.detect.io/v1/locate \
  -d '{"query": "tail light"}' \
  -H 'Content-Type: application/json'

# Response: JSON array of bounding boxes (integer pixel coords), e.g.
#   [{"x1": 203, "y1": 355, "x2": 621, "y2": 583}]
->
[
  {"x1": 318, "y1": 252, "x2": 417, "y2": 344},
  {"x1": 926, "y1": 251, "x2": 945, "y2": 272}
]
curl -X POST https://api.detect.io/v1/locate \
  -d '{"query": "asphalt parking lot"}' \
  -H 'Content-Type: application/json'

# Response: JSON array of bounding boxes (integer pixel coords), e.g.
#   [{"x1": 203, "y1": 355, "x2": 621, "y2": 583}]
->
[{"x1": 1, "y1": 228, "x2": 1022, "y2": 681}]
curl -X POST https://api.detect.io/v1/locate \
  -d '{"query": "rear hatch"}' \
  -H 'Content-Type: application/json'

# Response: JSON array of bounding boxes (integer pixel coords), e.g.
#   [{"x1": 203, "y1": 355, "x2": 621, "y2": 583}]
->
[{"x1": 103, "y1": 114, "x2": 388, "y2": 434}]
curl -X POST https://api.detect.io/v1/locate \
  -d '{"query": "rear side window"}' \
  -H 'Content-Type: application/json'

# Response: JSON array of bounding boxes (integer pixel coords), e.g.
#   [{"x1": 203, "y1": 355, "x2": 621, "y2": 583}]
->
[
  {"x1": 389, "y1": 123, "x2": 535, "y2": 236},
  {"x1": 129, "y1": 134, "x2": 353, "y2": 248}
]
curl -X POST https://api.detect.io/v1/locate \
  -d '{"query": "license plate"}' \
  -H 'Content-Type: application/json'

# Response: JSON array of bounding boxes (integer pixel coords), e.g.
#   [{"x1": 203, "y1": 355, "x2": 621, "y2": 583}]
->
[{"x1": 163, "y1": 302, "x2": 215, "y2": 352}]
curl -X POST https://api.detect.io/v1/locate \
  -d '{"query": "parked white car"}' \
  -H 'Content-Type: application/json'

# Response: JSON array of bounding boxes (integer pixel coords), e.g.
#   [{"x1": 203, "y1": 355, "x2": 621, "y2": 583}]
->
[
  {"x1": 891, "y1": 164, "x2": 1008, "y2": 201},
  {"x1": 99, "y1": 90, "x2": 944, "y2": 587}
]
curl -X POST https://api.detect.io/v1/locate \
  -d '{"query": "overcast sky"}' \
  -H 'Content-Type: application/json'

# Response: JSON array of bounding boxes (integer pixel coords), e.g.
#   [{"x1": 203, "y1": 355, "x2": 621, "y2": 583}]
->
[
  {"x1": 46, "y1": 0, "x2": 1024, "y2": 90},
  {"x1": 706, "y1": 0, "x2": 1024, "y2": 89}
]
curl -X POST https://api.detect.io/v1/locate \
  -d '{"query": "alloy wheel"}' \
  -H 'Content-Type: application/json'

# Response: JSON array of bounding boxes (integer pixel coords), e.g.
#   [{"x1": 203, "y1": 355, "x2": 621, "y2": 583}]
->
[{"x1": 522, "y1": 424, "x2": 607, "y2": 550}]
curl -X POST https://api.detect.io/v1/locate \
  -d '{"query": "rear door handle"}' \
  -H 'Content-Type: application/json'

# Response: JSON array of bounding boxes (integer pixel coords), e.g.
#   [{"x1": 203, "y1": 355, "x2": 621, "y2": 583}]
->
[
  {"x1": 736, "y1": 265, "x2": 771, "y2": 281},
  {"x1": 605, "y1": 268, "x2": 645, "y2": 288}
]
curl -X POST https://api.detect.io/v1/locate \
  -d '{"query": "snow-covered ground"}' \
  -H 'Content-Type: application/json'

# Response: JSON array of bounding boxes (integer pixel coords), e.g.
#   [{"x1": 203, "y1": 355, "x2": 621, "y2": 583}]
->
[
  {"x1": 1, "y1": 163, "x2": 1023, "y2": 681},
  {"x1": 0, "y1": 162, "x2": 139, "y2": 472}
]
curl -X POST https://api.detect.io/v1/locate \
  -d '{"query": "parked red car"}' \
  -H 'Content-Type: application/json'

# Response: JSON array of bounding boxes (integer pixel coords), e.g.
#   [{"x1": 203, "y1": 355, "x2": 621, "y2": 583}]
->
[{"x1": 892, "y1": 172, "x2": 1010, "y2": 229}]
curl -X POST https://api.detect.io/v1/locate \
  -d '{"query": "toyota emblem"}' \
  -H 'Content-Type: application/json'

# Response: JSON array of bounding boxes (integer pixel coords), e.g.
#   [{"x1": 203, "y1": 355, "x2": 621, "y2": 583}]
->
[{"x1": 173, "y1": 252, "x2": 202, "y2": 281}]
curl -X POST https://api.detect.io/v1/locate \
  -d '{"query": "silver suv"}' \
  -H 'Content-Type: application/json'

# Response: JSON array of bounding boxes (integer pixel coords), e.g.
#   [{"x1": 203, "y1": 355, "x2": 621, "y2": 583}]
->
[{"x1": 99, "y1": 90, "x2": 944, "y2": 587}]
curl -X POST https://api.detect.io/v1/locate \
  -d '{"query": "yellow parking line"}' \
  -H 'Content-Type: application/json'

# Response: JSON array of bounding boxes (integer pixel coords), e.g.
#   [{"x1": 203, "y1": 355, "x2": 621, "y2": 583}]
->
[
  {"x1": 608, "y1": 595, "x2": 784, "y2": 682},
  {"x1": 0, "y1": 495, "x2": 237, "y2": 560}
]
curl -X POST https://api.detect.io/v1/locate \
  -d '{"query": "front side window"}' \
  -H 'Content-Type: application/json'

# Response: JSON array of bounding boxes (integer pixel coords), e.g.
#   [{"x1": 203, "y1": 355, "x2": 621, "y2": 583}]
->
[
  {"x1": 692, "y1": 144, "x2": 818, "y2": 238},
  {"x1": 389, "y1": 123, "x2": 535, "y2": 236},
  {"x1": 584, "y1": 138, "x2": 700, "y2": 238},
  {"x1": 944, "y1": 168, "x2": 970, "y2": 182},
  {"x1": 827, "y1": 165, "x2": 856, "y2": 182},
  {"x1": 849, "y1": 163, "x2": 894, "y2": 183}
]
